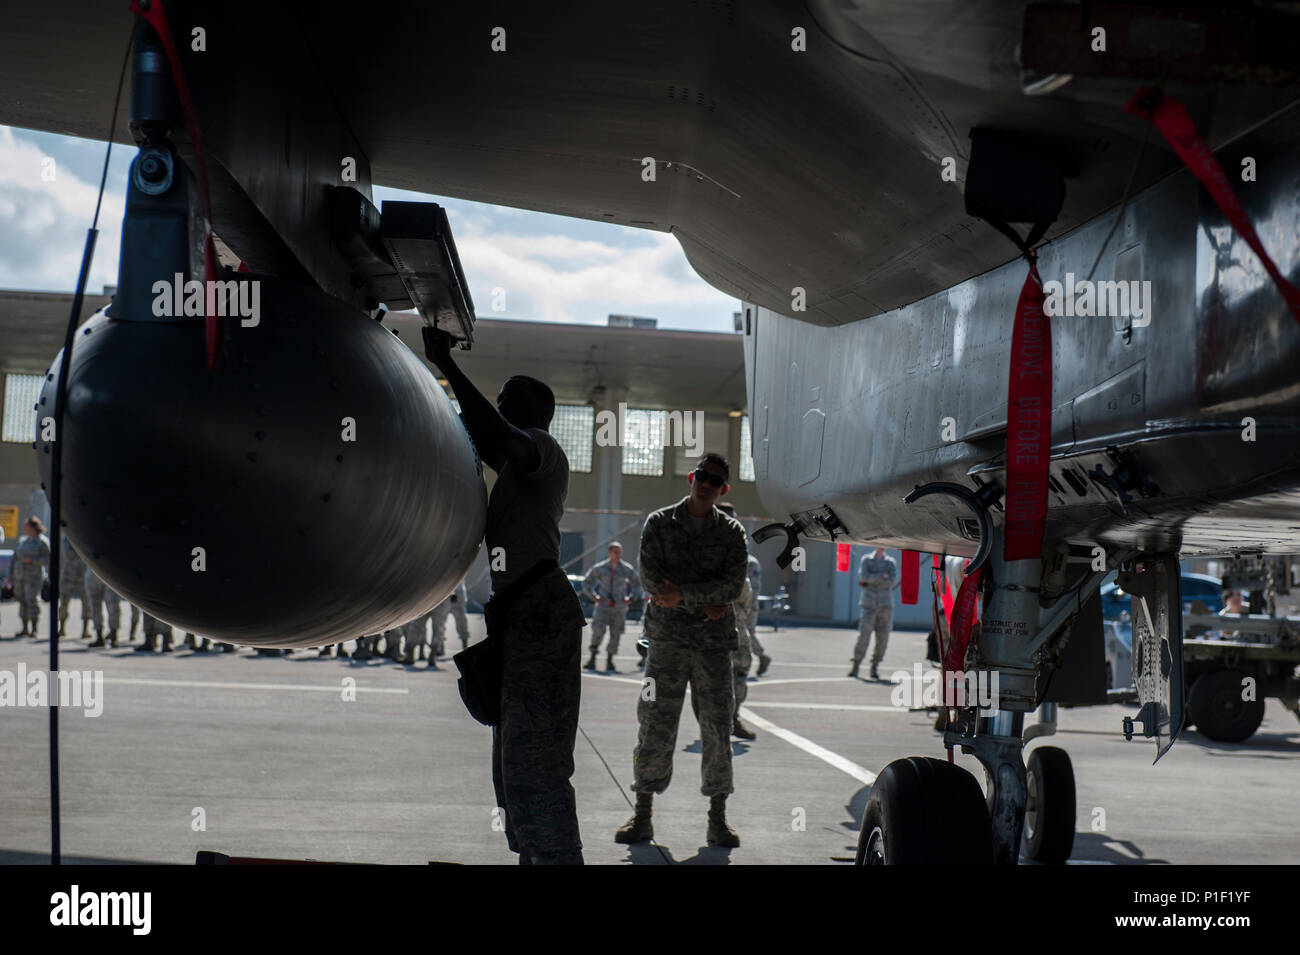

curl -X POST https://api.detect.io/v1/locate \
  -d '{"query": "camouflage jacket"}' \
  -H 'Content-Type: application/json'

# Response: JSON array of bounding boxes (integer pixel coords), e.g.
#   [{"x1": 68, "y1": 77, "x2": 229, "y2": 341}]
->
[
  {"x1": 639, "y1": 497, "x2": 748, "y2": 650},
  {"x1": 12, "y1": 534, "x2": 50, "y2": 578},
  {"x1": 858, "y1": 552, "x2": 898, "y2": 608},
  {"x1": 582, "y1": 558, "x2": 641, "y2": 606}
]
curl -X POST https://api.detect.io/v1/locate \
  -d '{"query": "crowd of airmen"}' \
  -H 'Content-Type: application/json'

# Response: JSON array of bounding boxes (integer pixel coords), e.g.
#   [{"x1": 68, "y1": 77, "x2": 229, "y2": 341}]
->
[{"x1": 2, "y1": 514, "x2": 474, "y2": 664}]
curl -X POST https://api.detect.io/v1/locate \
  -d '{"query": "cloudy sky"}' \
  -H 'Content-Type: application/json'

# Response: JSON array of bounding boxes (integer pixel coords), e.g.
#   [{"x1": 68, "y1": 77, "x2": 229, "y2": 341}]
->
[{"x1": 0, "y1": 124, "x2": 739, "y2": 331}]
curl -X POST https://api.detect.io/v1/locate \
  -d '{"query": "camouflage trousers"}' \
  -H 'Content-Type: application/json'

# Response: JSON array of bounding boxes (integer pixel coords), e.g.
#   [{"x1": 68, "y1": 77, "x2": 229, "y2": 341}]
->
[
  {"x1": 59, "y1": 568, "x2": 89, "y2": 624},
  {"x1": 402, "y1": 615, "x2": 428, "y2": 658},
  {"x1": 854, "y1": 603, "x2": 893, "y2": 666},
  {"x1": 431, "y1": 599, "x2": 469, "y2": 653},
  {"x1": 141, "y1": 613, "x2": 172, "y2": 649},
  {"x1": 634, "y1": 643, "x2": 735, "y2": 798},
  {"x1": 13, "y1": 567, "x2": 44, "y2": 623},
  {"x1": 491, "y1": 589, "x2": 584, "y2": 865},
  {"x1": 732, "y1": 622, "x2": 751, "y2": 719},
  {"x1": 588, "y1": 604, "x2": 627, "y2": 655},
  {"x1": 84, "y1": 574, "x2": 121, "y2": 634},
  {"x1": 743, "y1": 608, "x2": 764, "y2": 658}
]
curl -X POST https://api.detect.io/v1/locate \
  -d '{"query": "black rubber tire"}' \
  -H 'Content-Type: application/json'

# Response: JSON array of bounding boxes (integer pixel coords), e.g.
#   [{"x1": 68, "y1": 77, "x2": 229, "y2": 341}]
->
[
  {"x1": 855, "y1": 756, "x2": 994, "y2": 864},
  {"x1": 1022, "y1": 746, "x2": 1076, "y2": 864},
  {"x1": 1188, "y1": 669, "x2": 1265, "y2": 743}
]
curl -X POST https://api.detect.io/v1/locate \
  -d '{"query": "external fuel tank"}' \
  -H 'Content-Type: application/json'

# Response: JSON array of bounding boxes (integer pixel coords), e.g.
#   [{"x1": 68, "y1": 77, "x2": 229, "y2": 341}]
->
[{"x1": 36, "y1": 275, "x2": 485, "y2": 647}]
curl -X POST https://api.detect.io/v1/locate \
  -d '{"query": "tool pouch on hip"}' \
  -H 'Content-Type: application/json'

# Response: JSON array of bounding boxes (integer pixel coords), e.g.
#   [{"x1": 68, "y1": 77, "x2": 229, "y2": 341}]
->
[{"x1": 453, "y1": 558, "x2": 558, "y2": 726}]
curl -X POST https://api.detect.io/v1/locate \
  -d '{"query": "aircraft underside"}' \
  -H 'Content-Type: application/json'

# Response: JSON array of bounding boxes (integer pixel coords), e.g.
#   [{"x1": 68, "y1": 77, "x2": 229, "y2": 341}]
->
[{"x1": 747, "y1": 100, "x2": 1300, "y2": 560}]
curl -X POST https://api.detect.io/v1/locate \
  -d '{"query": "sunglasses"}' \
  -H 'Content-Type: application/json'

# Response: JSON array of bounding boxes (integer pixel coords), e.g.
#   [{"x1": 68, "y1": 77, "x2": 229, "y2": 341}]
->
[{"x1": 692, "y1": 469, "x2": 726, "y2": 488}]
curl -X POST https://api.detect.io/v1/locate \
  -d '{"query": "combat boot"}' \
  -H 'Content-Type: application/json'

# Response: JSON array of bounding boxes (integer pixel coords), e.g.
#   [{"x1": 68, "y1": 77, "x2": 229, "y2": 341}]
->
[
  {"x1": 848, "y1": 659, "x2": 860, "y2": 678},
  {"x1": 89, "y1": 633, "x2": 105, "y2": 648},
  {"x1": 108, "y1": 631, "x2": 119, "y2": 648},
  {"x1": 869, "y1": 663, "x2": 879, "y2": 680},
  {"x1": 707, "y1": 795, "x2": 740, "y2": 847},
  {"x1": 732, "y1": 719, "x2": 756, "y2": 740},
  {"x1": 614, "y1": 793, "x2": 654, "y2": 843},
  {"x1": 756, "y1": 654, "x2": 772, "y2": 676},
  {"x1": 584, "y1": 650, "x2": 598, "y2": 671},
  {"x1": 605, "y1": 654, "x2": 618, "y2": 673},
  {"x1": 58, "y1": 617, "x2": 67, "y2": 637}
]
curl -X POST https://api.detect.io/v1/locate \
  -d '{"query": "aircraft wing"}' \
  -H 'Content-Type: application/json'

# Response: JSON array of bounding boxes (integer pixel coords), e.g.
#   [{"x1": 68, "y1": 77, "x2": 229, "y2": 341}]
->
[{"x1": 3, "y1": 1, "x2": 1297, "y2": 326}]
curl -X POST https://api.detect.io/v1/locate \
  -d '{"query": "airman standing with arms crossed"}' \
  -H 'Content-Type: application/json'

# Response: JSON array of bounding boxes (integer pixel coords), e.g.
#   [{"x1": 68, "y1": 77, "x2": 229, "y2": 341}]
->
[
  {"x1": 618, "y1": 453, "x2": 749, "y2": 848},
  {"x1": 583, "y1": 541, "x2": 641, "y2": 673}
]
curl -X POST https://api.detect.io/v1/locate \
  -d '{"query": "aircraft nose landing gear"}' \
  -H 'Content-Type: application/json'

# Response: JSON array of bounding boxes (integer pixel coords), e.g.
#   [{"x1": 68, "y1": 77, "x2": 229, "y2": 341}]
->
[{"x1": 853, "y1": 491, "x2": 1104, "y2": 865}]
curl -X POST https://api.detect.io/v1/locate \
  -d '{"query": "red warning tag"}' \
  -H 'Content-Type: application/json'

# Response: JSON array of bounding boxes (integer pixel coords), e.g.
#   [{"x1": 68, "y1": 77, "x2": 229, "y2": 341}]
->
[
  {"x1": 1004, "y1": 257, "x2": 1051, "y2": 562},
  {"x1": 1125, "y1": 88, "x2": 1300, "y2": 326},
  {"x1": 836, "y1": 542, "x2": 851, "y2": 572},
  {"x1": 944, "y1": 567, "x2": 982, "y2": 675},
  {"x1": 900, "y1": 550, "x2": 920, "y2": 604}
]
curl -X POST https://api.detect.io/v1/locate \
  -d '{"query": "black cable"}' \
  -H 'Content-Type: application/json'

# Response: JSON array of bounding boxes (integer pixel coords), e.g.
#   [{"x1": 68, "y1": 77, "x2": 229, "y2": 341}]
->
[
  {"x1": 1083, "y1": 81, "x2": 1162, "y2": 284},
  {"x1": 577, "y1": 723, "x2": 674, "y2": 865},
  {"x1": 46, "y1": 26, "x2": 133, "y2": 867}
]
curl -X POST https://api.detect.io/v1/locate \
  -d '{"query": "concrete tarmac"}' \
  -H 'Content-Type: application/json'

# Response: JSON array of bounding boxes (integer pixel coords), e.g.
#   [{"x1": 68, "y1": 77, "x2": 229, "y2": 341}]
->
[{"x1": 1, "y1": 598, "x2": 1297, "y2": 864}]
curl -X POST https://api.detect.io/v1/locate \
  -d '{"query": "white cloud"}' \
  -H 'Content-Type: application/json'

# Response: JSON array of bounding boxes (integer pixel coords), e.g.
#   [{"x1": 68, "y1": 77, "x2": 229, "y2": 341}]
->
[
  {"x1": 0, "y1": 127, "x2": 125, "y2": 294},
  {"x1": 0, "y1": 128, "x2": 739, "y2": 330},
  {"x1": 457, "y1": 230, "x2": 735, "y2": 325}
]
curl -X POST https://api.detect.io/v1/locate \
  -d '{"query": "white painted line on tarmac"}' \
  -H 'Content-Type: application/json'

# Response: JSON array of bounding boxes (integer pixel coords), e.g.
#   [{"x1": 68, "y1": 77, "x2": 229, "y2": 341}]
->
[
  {"x1": 103, "y1": 677, "x2": 409, "y2": 694},
  {"x1": 739, "y1": 707, "x2": 876, "y2": 785},
  {"x1": 743, "y1": 701, "x2": 905, "y2": 714},
  {"x1": 581, "y1": 673, "x2": 644, "y2": 687},
  {"x1": 744, "y1": 677, "x2": 864, "y2": 687}
]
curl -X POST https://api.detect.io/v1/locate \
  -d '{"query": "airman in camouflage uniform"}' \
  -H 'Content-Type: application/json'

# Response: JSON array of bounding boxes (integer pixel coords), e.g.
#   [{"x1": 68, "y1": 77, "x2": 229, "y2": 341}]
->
[
  {"x1": 10, "y1": 517, "x2": 50, "y2": 638},
  {"x1": 84, "y1": 568, "x2": 123, "y2": 647},
  {"x1": 618, "y1": 453, "x2": 748, "y2": 848},
  {"x1": 852, "y1": 547, "x2": 898, "y2": 679},
  {"x1": 582, "y1": 542, "x2": 641, "y2": 672},
  {"x1": 427, "y1": 326, "x2": 585, "y2": 865},
  {"x1": 58, "y1": 536, "x2": 91, "y2": 637}
]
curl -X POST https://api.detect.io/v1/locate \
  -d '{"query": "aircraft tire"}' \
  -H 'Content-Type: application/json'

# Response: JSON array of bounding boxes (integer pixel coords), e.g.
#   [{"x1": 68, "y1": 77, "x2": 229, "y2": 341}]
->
[
  {"x1": 1188, "y1": 669, "x2": 1265, "y2": 743},
  {"x1": 854, "y1": 756, "x2": 993, "y2": 864},
  {"x1": 1022, "y1": 746, "x2": 1075, "y2": 864}
]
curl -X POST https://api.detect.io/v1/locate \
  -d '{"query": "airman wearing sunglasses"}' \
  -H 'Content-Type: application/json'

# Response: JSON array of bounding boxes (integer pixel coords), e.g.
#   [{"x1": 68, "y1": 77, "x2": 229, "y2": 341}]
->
[{"x1": 617, "y1": 452, "x2": 749, "y2": 848}]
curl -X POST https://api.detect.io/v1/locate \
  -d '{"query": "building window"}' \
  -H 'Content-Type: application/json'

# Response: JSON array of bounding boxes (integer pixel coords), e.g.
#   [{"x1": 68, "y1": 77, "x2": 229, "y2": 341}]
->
[
  {"x1": 552, "y1": 404, "x2": 594, "y2": 473},
  {"x1": 621, "y1": 408, "x2": 666, "y2": 476},
  {"x1": 739, "y1": 414, "x2": 755, "y2": 482},
  {"x1": 2, "y1": 373, "x2": 42, "y2": 444},
  {"x1": 674, "y1": 414, "x2": 730, "y2": 475}
]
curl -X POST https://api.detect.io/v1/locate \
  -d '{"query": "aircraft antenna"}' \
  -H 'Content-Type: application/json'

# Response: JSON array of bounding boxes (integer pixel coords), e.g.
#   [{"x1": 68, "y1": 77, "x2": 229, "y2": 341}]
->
[{"x1": 44, "y1": 23, "x2": 135, "y2": 868}]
